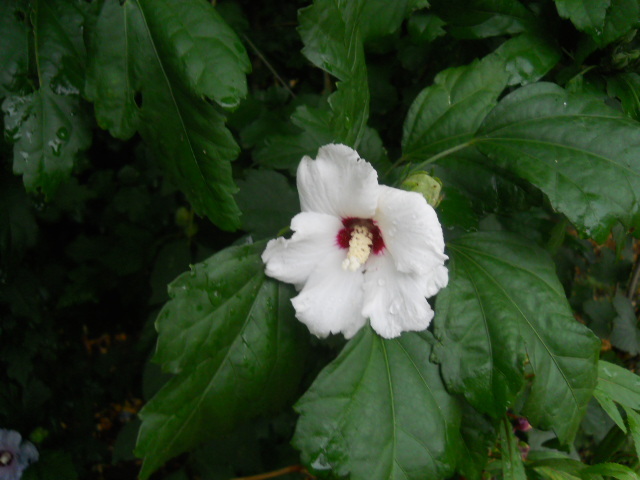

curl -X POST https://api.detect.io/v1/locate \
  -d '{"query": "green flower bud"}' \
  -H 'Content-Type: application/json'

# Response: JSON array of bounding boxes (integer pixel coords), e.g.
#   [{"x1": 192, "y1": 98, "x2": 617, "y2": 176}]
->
[{"x1": 400, "y1": 171, "x2": 443, "y2": 208}]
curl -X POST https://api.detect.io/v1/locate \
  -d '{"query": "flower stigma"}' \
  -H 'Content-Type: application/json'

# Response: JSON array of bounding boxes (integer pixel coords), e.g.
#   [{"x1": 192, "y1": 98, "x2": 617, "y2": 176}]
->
[{"x1": 0, "y1": 450, "x2": 13, "y2": 466}]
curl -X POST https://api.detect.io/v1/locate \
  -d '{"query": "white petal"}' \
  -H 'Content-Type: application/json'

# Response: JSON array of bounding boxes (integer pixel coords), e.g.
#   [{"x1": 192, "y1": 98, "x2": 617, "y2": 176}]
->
[
  {"x1": 422, "y1": 264, "x2": 449, "y2": 298},
  {"x1": 262, "y1": 212, "x2": 343, "y2": 288},
  {"x1": 375, "y1": 185, "x2": 448, "y2": 276},
  {"x1": 291, "y1": 249, "x2": 367, "y2": 339},
  {"x1": 362, "y1": 254, "x2": 435, "y2": 339},
  {"x1": 297, "y1": 144, "x2": 379, "y2": 218}
]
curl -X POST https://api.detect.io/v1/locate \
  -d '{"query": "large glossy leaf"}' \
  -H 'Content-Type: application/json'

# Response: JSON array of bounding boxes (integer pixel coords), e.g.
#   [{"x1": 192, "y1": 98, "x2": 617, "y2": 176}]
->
[
  {"x1": 554, "y1": 0, "x2": 610, "y2": 35},
  {"x1": 298, "y1": 0, "x2": 369, "y2": 146},
  {"x1": 433, "y1": 232, "x2": 600, "y2": 443},
  {"x1": 293, "y1": 327, "x2": 461, "y2": 480},
  {"x1": 86, "y1": 0, "x2": 250, "y2": 230},
  {"x1": 402, "y1": 57, "x2": 508, "y2": 165},
  {"x1": 476, "y1": 83, "x2": 640, "y2": 242},
  {"x1": 135, "y1": 241, "x2": 307, "y2": 479}
]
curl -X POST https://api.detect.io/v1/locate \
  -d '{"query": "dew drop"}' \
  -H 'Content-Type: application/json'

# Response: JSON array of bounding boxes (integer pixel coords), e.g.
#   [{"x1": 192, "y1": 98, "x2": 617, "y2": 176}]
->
[
  {"x1": 56, "y1": 126, "x2": 69, "y2": 140},
  {"x1": 377, "y1": 278, "x2": 385, "y2": 286},
  {"x1": 389, "y1": 302, "x2": 399, "y2": 315}
]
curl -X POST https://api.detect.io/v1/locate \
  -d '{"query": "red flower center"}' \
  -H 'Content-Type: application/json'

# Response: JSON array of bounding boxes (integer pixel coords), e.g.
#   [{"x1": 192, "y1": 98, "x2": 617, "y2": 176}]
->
[{"x1": 336, "y1": 218, "x2": 385, "y2": 255}]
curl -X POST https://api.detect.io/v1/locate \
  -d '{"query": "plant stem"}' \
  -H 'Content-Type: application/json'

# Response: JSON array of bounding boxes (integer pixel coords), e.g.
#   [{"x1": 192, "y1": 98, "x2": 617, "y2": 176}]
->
[{"x1": 242, "y1": 33, "x2": 296, "y2": 98}]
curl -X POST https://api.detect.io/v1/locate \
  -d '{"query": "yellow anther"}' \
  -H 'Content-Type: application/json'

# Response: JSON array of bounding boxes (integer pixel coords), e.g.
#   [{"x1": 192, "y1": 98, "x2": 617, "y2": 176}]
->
[{"x1": 342, "y1": 225, "x2": 373, "y2": 271}]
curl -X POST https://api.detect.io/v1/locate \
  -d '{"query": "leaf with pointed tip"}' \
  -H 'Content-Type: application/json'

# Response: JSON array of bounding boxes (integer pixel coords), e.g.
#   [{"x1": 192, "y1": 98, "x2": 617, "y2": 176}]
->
[
  {"x1": 402, "y1": 56, "x2": 508, "y2": 164},
  {"x1": 3, "y1": 85, "x2": 91, "y2": 197},
  {"x1": 294, "y1": 327, "x2": 461, "y2": 480},
  {"x1": 135, "y1": 241, "x2": 307, "y2": 479},
  {"x1": 86, "y1": 0, "x2": 248, "y2": 230},
  {"x1": 433, "y1": 232, "x2": 599, "y2": 443},
  {"x1": 554, "y1": 0, "x2": 610, "y2": 35},
  {"x1": 476, "y1": 83, "x2": 640, "y2": 243},
  {"x1": 595, "y1": 361, "x2": 640, "y2": 411}
]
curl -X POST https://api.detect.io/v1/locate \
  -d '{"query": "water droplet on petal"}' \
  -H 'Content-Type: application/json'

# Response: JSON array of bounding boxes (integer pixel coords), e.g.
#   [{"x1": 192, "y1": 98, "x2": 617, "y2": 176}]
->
[{"x1": 377, "y1": 278, "x2": 385, "y2": 286}]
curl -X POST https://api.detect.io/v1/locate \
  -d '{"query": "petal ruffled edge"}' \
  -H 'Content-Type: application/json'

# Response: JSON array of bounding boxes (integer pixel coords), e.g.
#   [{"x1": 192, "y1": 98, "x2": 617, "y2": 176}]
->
[
  {"x1": 262, "y1": 212, "x2": 343, "y2": 289},
  {"x1": 291, "y1": 248, "x2": 367, "y2": 339},
  {"x1": 374, "y1": 185, "x2": 448, "y2": 277},
  {"x1": 362, "y1": 254, "x2": 435, "y2": 339},
  {"x1": 297, "y1": 144, "x2": 379, "y2": 219}
]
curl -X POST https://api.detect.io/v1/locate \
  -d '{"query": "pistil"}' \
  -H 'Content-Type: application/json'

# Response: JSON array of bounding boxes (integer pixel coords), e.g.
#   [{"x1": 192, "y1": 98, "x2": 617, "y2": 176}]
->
[{"x1": 342, "y1": 225, "x2": 373, "y2": 271}]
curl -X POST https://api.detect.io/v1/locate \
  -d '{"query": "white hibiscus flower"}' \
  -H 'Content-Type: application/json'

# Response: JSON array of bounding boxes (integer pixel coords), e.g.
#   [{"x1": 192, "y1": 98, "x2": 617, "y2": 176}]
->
[{"x1": 261, "y1": 144, "x2": 448, "y2": 339}]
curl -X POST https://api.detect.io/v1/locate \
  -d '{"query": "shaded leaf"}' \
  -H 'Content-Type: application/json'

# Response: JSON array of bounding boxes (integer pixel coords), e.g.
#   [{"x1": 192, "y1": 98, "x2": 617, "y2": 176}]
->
[
  {"x1": 493, "y1": 33, "x2": 561, "y2": 86},
  {"x1": 86, "y1": 0, "x2": 249, "y2": 230},
  {"x1": 476, "y1": 82, "x2": 640, "y2": 243},
  {"x1": 581, "y1": 463, "x2": 640, "y2": 480},
  {"x1": 433, "y1": 232, "x2": 600, "y2": 443},
  {"x1": 430, "y1": 0, "x2": 539, "y2": 39},
  {"x1": 3, "y1": 86, "x2": 91, "y2": 197},
  {"x1": 554, "y1": 0, "x2": 610, "y2": 35},
  {"x1": 500, "y1": 417, "x2": 526, "y2": 480},
  {"x1": 458, "y1": 403, "x2": 498, "y2": 480},
  {"x1": 136, "y1": 242, "x2": 307, "y2": 478},
  {"x1": 624, "y1": 406, "x2": 640, "y2": 460},
  {"x1": 298, "y1": 0, "x2": 369, "y2": 146},
  {"x1": 235, "y1": 169, "x2": 299, "y2": 238},
  {"x1": 0, "y1": 1, "x2": 29, "y2": 96},
  {"x1": 402, "y1": 57, "x2": 508, "y2": 164},
  {"x1": 607, "y1": 73, "x2": 640, "y2": 121},
  {"x1": 293, "y1": 328, "x2": 461, "y2": 480},
  {"x1": 591, "y1": 0, "x2": 640, "y2": 47},
  {"x1": 610, "y1": 293, "x2": 640, "y2": 355}
]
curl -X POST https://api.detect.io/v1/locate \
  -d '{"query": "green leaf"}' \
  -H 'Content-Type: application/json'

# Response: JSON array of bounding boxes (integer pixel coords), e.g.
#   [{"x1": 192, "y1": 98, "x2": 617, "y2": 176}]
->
[
  {"x1": 87, "y1": 0, "x2": 247, "y2": 230},
  {"x1": 135, "y1": 241, "x2": 307, "y2": 479},
  {"x1": 610, "y1": 293, "x2": 640, "y2": 355},
  {"x1": 293, "y1": 328, "x2": 462, "y2": 480},
  {"x1": 607, "y1": 73, "x2": 640, "y2": 121},
  {"x1": 590, "y1": 0, "x2": 640, "y2": 47},
  {"x1": 3, "y1": 85, "x2": 91, "y2": 197},
  {"x1": 433, "y1": 232, "x2": 600, "y2": 443},
  {"x1": 476, "y1": 82, "x2": 640, "y2": 242},
  {"x1": 298, "y1": 0, "x2": 369, "y2": 146},
  {"x1": 235, "y1": 169, "x2": 299, "y2": 238},
  {"x1": 402, "y1": 56, "x2": 508, "y2": 164},
  {"x1": 499, "y1": 417, "x2": 527, "y2": 480},
  {"x1": 535, "y1": 466, "x2": 583, "y2": 480},
  {"x1": 34, "y1": 0, "x2": 87, "y2": 93},
  {"x1": 594, "y1": 388, "x2": 627, "y2": 432},
  {"x1": 0, "y1": 1, "x2": 29, "y2": 96},
  {"x1": 85, "y1": 0, "x2": 139, "y2": 139},
  {"x1": 623, "y1": 406, "x2": 640, "y2": 460},
  {"x1": 493, "y1": 33, "x2": 562, "y2": 86},
  {"x1": 458, "y1": 403, "x2": 498, "y2": 480},
  {"x1": 135, "y1": 0, "x2": 250, "y2": 108},
  {"x1": 596, "y1": 361, "x2": 640, "y2": 411},
  {"x1": 254, "y1": 105, "x2": 333, "y2": 171},
  {"x1": 429, "y1": 0, "x2": 539, "y2": 39},
  {"x1": 554, "y1": 0, "x2": 610, "y2": 34},
  {"x1": 581, "y1": 463, "x2": 640, "y2": 480}
]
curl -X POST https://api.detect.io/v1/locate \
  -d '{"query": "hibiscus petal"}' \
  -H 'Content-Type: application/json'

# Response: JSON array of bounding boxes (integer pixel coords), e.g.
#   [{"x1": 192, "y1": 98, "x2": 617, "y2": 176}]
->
[
  {"x1": 375, "y1": 185, "x2": 448, "y2": 276},
  {"x1": 262, "y1": 212, "x2": 343, "y2": 289},
  {"x1": 362, "y1": 254, "x2": 435, "y2": 339},
  {"x1": 297, "y1": 144, "x2": 379, "y2": 218},
  {"x1": 291, "y1": 249, "x2": 366, "y2": 339}
]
